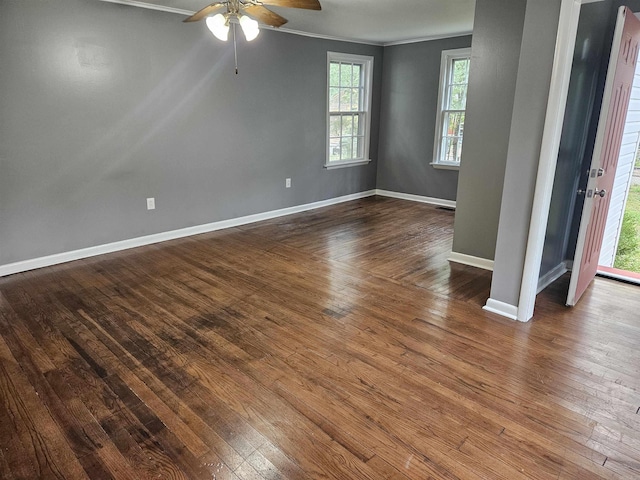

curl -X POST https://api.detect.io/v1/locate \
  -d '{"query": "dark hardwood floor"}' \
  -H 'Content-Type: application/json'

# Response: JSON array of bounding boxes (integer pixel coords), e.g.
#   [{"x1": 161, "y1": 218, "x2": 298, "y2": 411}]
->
[{"x1": 0, "y1": 196, "x2": 639, "y2": 479}]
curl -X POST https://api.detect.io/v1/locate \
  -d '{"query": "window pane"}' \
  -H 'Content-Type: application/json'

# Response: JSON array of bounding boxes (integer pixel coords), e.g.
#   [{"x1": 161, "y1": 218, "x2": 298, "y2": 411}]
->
[
  {"x1": 354, "y1": 115, "x2": 360, "y2": 135},
  {"x1": 341, "y1": 137, "x2": 353, "y2": 159},
  {"x1": 351, "y1": 88, "x2": 360, "y2": 111},
  {"x1": 340, "y1": 63, "x2": 353, "y2": 87},
  {"x1": 352, "y1": 64, "x2": 361, "y2": 87},
  {"x1": 442, "y1": 136, "x2": 464, "y2": 163},
  {"x1": 448, "y1": 84, "x2": 467, "y2": 110},
  {"x1": 341, "y1": 115, "x2": 353, "y2": 136},
  {"x1": 354, "y1": 136, "x2": 363, "y2": 158},
  {"x1": 329, "y1": 88, "x2": 340, "y2": 111},
  {"x1": 329, "y1": 115, "x2": 341, "y2": 137},
  {"x1": 443, "y1": 111, "x2": 465, "y2": 137},
  {"x1": 329, "y1": 62, "x2": 340, "y2": 86},
  {"x1": 451, "y1": 58, "x2": 469, "y2": 84},
  {"x1": 339, "y1": 88, "x2": 352, "y2": 111},
  {"x1": 441, "y1": 111, "x2": 465, "y2": 163},
  {"x1": 329, "y1": 138, "x2": 341, "y2": 162}
]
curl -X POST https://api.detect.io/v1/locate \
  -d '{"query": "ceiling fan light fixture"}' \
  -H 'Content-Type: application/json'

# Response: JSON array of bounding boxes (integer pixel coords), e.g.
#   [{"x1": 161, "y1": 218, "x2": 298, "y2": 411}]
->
[
  {"x1": 206, "y1": 13, "x2": 229, "y2": 41},
  {"x1": 239, "y1": 15, "x2": 260, "y2": 41}
]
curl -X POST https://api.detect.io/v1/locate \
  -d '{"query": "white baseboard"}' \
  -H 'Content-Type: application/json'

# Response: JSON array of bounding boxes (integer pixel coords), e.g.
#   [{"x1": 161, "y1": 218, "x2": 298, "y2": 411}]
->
[
  {"x1": 537, "y1": 262, "x2": 567, "y2": 293},
  {"x1": 375, "y1": 189, "x2": 456, "y2": 209},
  {"x1": 483, "y1": 299, "x2": 519, "y2": 321},
  {"x1": 0, "y1": 190, "x2": 376, "y2": 277},
  {"x1": 374, "y1": 193, "x2": 495, "y2": 274},
  {"x1": 447, "y1": 252, "x2": 494, "y2": 271}
]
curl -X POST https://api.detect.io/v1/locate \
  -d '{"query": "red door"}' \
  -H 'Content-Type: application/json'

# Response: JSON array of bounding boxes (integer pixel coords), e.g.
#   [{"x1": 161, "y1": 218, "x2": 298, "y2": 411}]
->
[{"x1": 567, "y1": 6, "x2": 640, "y2": 306}]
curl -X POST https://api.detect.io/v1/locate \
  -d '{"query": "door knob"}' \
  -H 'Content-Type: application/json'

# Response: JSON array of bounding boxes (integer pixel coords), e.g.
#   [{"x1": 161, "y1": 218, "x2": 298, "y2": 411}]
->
[{"x1": 594, "y1": 188, "x2": 606, "y2": 198}]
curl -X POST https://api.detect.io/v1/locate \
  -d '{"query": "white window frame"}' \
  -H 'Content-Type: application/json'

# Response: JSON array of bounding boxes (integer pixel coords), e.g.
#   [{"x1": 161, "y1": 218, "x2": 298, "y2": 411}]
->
[
  {"x1": 325, "y1": 52, "x2": 374, "y2": 169},
  {"x1": 432, "y1": 47, "x2": 471, "y2": 170}
]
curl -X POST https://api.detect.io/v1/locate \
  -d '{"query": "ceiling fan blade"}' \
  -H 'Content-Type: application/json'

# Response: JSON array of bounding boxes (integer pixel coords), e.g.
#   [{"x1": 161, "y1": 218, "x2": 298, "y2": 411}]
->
[
  {"x1": 183, "y1": 2, "x2": 226, "y2": 22},
  {"x1": 243, "y1": 5, "x2": 288, "y2": 27},
  {"x1": 260, "y1": 0, "x2": 321, "y2": 10}
]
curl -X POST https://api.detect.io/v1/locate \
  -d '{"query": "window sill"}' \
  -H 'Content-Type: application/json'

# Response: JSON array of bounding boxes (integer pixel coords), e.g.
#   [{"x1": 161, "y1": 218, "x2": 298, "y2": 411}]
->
[
  {"x1": 324, "y1": 159, "x2": 372, "y2": 170},
  {"x1": 430, "y1": 162, "x2": 460, "y2": 171}
]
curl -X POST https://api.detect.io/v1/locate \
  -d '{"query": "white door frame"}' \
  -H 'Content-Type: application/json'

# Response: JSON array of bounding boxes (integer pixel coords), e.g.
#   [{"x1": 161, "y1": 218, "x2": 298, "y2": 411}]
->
[{"x1": 517, "y1": 0, "x2": 600, "y2": 321}]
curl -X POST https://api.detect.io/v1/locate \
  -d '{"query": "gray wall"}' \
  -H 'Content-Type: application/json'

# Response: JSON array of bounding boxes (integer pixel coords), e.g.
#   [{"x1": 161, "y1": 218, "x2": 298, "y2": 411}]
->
[
  {"x1": 489, "y1": 0, "x2": 562, "y2": 306},
  {"x1": 376, "y1": 35, "x2": 472, "y2": 200},
  {"x1": 0, "y1": 0, "x2": 382, "y2": 266},
  {"x1": 451, "y1": 0, "x2": 527, "y2": 261},
  {"x1": 540, "y1": 1, "x2": 614, "y2": 280}
]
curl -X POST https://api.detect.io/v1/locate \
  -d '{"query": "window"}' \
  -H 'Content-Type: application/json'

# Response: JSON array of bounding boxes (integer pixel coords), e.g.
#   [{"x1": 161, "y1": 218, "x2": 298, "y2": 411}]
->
[
  {"x1": 433, "y1": 48, "x2": 471, "y2": 168},
  {"x1": 326, "y1": 52, "x2": 373, "y2": 168}
]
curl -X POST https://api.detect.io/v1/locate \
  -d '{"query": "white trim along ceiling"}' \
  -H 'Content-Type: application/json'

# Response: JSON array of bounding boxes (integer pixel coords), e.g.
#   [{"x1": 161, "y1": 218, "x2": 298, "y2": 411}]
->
[{"x1": 98, "y1": 0, "x2": 475, "y2": 45}]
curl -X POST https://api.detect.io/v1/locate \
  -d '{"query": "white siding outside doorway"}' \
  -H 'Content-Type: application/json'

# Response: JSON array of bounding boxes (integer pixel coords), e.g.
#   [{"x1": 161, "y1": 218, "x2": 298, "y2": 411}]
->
[{"x1": 598, "y1": 59, "x2": 640, "y2": 268}]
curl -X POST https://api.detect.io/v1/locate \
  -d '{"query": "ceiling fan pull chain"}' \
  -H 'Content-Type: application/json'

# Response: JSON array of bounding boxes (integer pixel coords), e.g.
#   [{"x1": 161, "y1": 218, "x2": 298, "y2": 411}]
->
[{"x1": 233, "y1": 22, "x2": 239, "y2": 74}]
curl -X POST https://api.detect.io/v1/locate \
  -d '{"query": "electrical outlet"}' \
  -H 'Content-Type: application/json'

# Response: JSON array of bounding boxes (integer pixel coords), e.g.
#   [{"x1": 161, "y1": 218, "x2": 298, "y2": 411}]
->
[
  {"x1": 285, "y1": 178, "x2": 291, "y2": 188},
  {"x1": 147, "y1": 197, "x2": 155, "y2": 210}
]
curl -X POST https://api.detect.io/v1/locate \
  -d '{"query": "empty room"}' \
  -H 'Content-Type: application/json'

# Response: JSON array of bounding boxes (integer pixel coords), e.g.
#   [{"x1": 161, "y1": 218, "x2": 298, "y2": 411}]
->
[{"x1": 1, "y1": 0, "x2": 639, "y2": 478}]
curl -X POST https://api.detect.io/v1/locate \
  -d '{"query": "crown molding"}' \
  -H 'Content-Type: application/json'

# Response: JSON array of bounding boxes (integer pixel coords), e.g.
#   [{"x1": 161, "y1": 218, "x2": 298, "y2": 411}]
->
[
  {"x1": 98, "y1": 0, "x2": 471, "y2": 47},
  {"x1": 266, "y1": 26, "x2": 382, "y2": 46},
  {"x1": 99, "y1": 0, "x2": 194, "y2": 16},
  {"x1": 383, "y1": 31, "x2": 472, "y2": 47}
]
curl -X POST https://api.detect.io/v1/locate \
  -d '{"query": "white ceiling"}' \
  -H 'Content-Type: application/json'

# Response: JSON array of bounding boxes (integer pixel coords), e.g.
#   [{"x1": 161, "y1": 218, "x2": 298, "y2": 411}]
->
[{"x1": 102, "y1": 0, "x2": 476, "y2": 45}]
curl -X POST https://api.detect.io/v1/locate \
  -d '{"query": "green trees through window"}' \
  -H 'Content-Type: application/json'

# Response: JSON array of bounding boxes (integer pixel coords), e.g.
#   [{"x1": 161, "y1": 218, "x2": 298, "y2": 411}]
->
[
  {"x1": 327, "y1": 53, "x2": 373, "y2": 167},
  {"x1": 434, "y1": 49, "x2": 471, "y2": 167}
]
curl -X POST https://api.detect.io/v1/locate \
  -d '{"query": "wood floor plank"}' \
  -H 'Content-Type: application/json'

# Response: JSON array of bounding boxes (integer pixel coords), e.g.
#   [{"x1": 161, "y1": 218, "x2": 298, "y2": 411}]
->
[
  {"x1": 0, "y1": 322, "x2": 90, "y2": 479},
  {"x1": 0, "y1": 447, "x2": 16, "y2": 480},
  {"x1": 53, "y1": 293, "x2": 250, "y2": 472},
  {"x1": 1, "y1": 197, "x2": 639, "y2": 478},
  {"x1": 237, "y1": 289, "x2": 608, "y2": 475}
]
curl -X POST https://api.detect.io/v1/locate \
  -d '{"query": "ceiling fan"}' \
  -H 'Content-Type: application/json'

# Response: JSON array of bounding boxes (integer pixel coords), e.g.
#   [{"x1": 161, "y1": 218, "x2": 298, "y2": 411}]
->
[
  {"x1": 185, "y1": 0, "x2": 321, "y2": 73},
  {"x1": 184, "y1": 0, "x2": 322, "y2": 41}
]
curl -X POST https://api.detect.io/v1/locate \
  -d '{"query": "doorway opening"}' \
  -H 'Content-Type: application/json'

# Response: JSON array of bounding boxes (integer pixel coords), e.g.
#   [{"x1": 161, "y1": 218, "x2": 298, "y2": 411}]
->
[
  {"x1": 598, "y1": 56, "x2": 640, "y2": 286},
  {"x1": 598, "y1": 161, "x2": 640, "y2": 283},
  {"x1": 538, "y1": 5, "x2": 640, "y2": 309}
]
